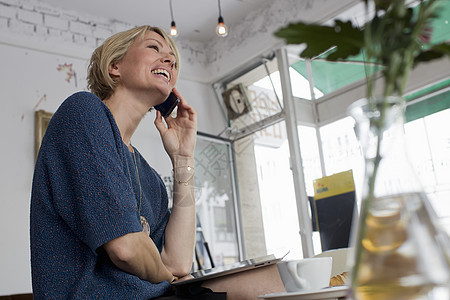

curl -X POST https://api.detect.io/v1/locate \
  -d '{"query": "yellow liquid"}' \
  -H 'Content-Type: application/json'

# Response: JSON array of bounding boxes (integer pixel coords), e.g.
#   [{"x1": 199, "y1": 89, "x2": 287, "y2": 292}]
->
[
  {"x1": 362, "y1": 204, "x2": 407, "y2": 253},
  {"x1": 354, "y1": 281, "x2": 435, "y2": 300},
  {"x1": 352, "y1": 193, "x2": 449, "y2": 300}
]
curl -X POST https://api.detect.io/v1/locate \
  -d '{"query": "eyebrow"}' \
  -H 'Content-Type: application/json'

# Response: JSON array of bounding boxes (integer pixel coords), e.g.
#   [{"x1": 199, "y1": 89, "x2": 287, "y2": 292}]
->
[{"x1": 143, "y1": 38, "x2": 176, "y2": 58}]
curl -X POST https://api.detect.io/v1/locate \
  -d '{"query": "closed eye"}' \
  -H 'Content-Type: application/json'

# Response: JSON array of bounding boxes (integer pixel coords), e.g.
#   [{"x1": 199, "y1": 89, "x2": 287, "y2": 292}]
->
[{"x1": 147, "y1": 45, "x2": 159, "y2": 51}]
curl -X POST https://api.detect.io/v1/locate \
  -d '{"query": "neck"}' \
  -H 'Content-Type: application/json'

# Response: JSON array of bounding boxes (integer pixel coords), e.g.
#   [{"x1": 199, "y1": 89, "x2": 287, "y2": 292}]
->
[{"x1": 103, "y1": 89, "x2": 149, "y2": 148}]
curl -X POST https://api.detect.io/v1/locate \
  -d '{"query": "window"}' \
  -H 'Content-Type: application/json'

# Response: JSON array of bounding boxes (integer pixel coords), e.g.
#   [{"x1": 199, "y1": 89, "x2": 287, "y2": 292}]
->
[
  {"x1": 254, "y1": 122, "x2": 303, "y2": 260},
  {"x1": 194, "y1": 134, "x2": 240, "y2": 267},
  {"x1": 222, "y1": 57, "x2": 307, "y2": 260},
  {"x1": 319, "y1": 117, "x2": 364, "y2": 203},
  {"x1": 405, "y1": 108, "x2": 450, "y2": 234},
  {"x1": 253, "y1": 68, "x2": 323, "y2": 100},
  {"x1": 212, "y1": 16, "x2": 450, "y2": 258},
  {"x1": 297, "y1": 125, "x2": 322, "y2": 197},
  {"x1": 312, "y1": 100, "x2": 450, "y2": 235}
]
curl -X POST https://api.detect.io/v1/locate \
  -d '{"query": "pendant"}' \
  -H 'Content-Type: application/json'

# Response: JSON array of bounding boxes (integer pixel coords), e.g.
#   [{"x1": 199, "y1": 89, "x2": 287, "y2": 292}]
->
[{"x1": 140, "y1": 216, "x2": 150, "y2": 235}]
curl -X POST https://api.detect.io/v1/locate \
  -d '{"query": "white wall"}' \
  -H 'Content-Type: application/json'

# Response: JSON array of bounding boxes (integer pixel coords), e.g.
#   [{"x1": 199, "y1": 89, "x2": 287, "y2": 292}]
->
[
  {"x1": 0, "y1": 0, "x2": 225, "y2": 295},
  {"x1": 0, "y1": 42, "x2": 89, "y2": 295}
]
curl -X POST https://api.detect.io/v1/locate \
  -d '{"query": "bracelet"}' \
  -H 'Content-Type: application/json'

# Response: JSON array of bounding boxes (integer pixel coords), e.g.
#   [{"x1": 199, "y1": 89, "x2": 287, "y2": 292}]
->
[
  {"x1": 173, "y1": 165, "x2": 194, "y2": 171},
  {"x1": 173, "y1": 166, "x2": 194, "y2": 186}
]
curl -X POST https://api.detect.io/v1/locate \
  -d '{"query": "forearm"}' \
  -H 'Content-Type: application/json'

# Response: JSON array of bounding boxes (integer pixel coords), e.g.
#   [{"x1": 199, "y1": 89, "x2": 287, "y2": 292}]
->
[
  {"x1": 162, "y1": 155, "x2": 196, "y2": 276},
  {"x1": 104, "y1": 231, "x2": 173, "y2": 283}
]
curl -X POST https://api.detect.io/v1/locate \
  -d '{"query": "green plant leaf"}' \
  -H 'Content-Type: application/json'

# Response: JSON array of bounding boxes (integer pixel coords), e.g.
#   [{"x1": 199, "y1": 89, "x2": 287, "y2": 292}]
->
[
  {"x1": 274, "y1": 20, "x2": 364, "y2": 61},
  {"x1": 414, "y1": 43, "x2": 450, "y2": 66}
]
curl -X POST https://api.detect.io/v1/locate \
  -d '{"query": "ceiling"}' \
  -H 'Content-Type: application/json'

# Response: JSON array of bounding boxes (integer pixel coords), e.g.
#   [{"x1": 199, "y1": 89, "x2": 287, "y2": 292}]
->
[{"x1": 35, "y1": 0, "x2": 274, "y2": 43}]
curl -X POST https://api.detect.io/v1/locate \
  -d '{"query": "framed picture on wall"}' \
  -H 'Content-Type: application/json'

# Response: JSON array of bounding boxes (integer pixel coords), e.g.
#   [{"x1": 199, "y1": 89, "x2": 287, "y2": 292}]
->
[{"x1": 35, "y1": 110, "x2": 53, "y2": 160}]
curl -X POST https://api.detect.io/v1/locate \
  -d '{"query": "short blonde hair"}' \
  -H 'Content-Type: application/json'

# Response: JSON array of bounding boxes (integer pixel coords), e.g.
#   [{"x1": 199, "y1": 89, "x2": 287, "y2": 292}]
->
[{"x1": 87, "y1": 25, "x2": 180, "y2": 100}]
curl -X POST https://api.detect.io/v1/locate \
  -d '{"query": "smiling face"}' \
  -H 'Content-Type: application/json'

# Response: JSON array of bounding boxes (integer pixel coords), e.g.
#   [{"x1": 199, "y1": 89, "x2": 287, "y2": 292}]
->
[{"x1": 109, "y1": 30, "x2": 179, "y2": 106}]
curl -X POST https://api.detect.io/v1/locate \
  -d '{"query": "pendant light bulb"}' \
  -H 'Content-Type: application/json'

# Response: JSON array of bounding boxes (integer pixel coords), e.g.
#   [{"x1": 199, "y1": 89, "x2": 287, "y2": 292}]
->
[
  {"x1": 169, "y1": 0, "x2": 178, "y2": 37},
  {"x1": 216, "y1": 16, "x2": 228, "y2": 37},
  {"x1": 170, "y1": 21, "x2": 178, "y2": 37}
]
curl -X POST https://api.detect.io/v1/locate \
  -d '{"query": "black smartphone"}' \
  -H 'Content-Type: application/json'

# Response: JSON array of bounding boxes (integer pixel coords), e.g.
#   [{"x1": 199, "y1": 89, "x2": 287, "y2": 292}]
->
[{"x1": 154, "y1": 92, "x2": 180, "y2": 118}]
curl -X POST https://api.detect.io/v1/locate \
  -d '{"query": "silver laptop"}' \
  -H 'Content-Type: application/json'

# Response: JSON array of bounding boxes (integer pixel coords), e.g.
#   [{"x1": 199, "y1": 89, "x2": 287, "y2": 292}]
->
[{"x1": 172, "y1": 252, "x2": 287, "y2": 286}]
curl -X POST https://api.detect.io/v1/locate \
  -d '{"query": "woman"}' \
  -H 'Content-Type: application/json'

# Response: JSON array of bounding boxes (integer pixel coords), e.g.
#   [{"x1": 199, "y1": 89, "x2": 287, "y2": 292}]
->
[{"x1": 30, "y1": 26, "x2": 197, "y2": 299}]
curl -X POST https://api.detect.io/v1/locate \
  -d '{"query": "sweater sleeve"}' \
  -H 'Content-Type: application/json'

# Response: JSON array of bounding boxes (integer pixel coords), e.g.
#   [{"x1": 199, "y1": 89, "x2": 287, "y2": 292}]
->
[{"x1": 40, "y1": 92, "x2": 142, "y2": 253}]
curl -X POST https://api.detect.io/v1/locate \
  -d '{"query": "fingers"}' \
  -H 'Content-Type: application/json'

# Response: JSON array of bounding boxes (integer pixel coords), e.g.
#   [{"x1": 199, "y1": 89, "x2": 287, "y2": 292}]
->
[
  {"x1": 154, "y1": 110, "x2": 167, "y2": 135},
  {"x1": 172, "y1": 88, "x2": 188, "y2": 119},
  {"x1": 170, "y1": 88, "x2": 197, "y2": 123},
  {"x1": 171, "y1": 87, "x2": 182, "y2": 101}
]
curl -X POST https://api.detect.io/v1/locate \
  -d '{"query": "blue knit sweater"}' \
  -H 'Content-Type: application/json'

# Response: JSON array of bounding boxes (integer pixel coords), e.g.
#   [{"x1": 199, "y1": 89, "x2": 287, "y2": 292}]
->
[{"x1": 30, "y1": 92, "x2": 171, "y2": 299}]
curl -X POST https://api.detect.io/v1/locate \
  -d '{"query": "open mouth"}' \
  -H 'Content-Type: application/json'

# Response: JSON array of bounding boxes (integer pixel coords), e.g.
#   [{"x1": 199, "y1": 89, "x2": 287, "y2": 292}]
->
[{"x1": 151, "y1": 68, "x2": 171, "y2": 82}]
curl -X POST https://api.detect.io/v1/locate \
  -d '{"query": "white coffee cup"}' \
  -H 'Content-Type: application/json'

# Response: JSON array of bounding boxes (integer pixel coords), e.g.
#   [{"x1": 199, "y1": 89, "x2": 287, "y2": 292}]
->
[{"x1": 277, "y1": 257, "x2": 332, "y2": 292}]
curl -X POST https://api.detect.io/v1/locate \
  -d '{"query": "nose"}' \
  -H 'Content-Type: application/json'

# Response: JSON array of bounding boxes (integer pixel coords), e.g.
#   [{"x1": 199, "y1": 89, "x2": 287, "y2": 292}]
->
[{"x1": 161, "y1": 52, "x2": 176, "y2": 68}]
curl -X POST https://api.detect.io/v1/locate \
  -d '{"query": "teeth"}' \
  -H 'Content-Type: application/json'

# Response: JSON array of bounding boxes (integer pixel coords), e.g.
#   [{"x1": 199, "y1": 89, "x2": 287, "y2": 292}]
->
[{"x1": 151, "y1": 69, "x2": 171, "y2": 81}]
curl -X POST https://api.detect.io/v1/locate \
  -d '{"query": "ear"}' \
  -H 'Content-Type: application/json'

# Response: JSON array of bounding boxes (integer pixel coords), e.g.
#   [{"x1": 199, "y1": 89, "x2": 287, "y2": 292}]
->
[{"x1": 109, "y1": 62, "x2": 120, "y2": 78}]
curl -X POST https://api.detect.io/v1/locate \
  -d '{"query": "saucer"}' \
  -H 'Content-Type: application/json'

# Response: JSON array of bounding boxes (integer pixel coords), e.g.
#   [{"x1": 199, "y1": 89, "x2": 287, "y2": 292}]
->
[{"x1": 259, "y1": 286, "x2": 349, "y2": 300}]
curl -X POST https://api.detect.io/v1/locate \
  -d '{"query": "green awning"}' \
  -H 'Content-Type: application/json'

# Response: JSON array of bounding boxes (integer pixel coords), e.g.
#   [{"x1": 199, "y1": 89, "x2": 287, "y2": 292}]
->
[
  {"x1": 290, "y1": 0, "x2": 450, "y2": 98},
  {"x1": 291, "y1": 54, "x2": 370, "y2": 95},
  {"x1": 405, "y1": 79, "x2": 450, "y2": 122}
]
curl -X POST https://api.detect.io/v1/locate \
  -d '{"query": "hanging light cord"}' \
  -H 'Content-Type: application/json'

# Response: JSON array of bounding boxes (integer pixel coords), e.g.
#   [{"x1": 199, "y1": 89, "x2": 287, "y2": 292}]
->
[
  {"x1": 170, "y1": 0, "x2": 175, "y2": 22},
  {"x1": 218, "y1": 0, "x2": 222, "y2": 17}
]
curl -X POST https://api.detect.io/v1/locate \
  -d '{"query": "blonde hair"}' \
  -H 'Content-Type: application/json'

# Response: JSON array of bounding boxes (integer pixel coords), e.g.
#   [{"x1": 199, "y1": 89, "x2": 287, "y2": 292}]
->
[{"x1": 87, "y1": 25, "x2": 180, "y2": 100}]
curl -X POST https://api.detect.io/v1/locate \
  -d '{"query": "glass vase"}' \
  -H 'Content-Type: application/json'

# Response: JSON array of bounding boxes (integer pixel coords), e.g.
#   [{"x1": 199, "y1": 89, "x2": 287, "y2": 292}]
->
[{"x1": 347, "y1": 96, "x2": 450, "y2": 300}]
